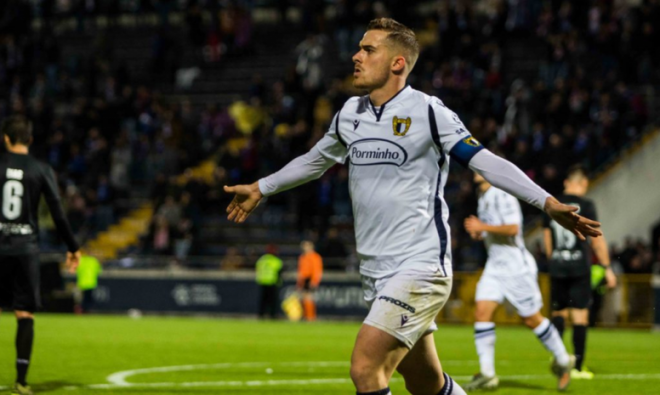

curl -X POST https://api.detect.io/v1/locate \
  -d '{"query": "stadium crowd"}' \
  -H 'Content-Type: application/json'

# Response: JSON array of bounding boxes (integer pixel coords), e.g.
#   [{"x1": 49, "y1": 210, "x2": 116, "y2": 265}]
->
[{"x1": 1, "y1": 0, "x2": 658, "y2": 271}]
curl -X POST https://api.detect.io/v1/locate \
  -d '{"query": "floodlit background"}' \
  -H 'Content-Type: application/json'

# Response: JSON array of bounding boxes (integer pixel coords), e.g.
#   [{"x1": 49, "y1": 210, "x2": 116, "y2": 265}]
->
[{"x1": 1, "y1": 0, "x2": 659, "y2": 394}]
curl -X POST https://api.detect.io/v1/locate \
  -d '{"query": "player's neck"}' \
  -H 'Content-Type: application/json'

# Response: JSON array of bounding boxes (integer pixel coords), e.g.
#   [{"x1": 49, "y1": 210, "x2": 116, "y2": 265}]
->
[
  {"x1": 6, "y1": 144, "x2": 29, "y2": 154},
  {"x1": 368, "y1": 79, "x2": 407, "y2": 107},
  {"x1": 479, "y1": 183, "x2": 491, "y2": 193}
]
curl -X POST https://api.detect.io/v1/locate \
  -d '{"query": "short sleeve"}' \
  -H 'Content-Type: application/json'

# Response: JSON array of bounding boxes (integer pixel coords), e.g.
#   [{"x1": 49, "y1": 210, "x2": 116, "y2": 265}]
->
[
  {"x1": 542, "y1": 213, "x2": 551, "y2": 228},
  {"x1": 428, "y1": 97, "x2": 484, "y2": 167},
  {"x1": 583, "y1": 200, "x2": 598, "y2": 222},
  {"x1": 316, "y1": 112, "x2": 349, "y2": 164}
]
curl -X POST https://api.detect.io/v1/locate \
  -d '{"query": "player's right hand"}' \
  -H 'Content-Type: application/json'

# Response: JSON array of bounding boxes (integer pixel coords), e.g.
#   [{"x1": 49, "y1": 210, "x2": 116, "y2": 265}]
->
[
  {"x1": 224, "y1": 182, "x2": 263, "y2": 223},
  {"x1": 66, "y1": 250, "x2": 81, "y2": 273},
  {"x1": 605, "y1": 266, "x2": 617, "y2": 289},
  {"x1": 544, "y1": 197, "x2": 602, "y2": 241}
]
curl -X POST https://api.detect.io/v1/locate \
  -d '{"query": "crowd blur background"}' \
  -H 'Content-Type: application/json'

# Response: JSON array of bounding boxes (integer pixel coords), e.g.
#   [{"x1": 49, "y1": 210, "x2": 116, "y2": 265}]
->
[{"x1": 1, "y1": 0, "x2": 659, "y2": 279}]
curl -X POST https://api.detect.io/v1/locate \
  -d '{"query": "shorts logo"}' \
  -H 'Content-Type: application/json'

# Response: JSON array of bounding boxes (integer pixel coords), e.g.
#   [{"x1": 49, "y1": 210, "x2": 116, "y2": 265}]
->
[
  {"x1": 401, "y1": 315, "x2": 409, "y2": 327},
  {"x1": 392, "y1": 116, "x2": 412, "y2": 136},
  {"x1": 378, "y1": 295, "x2": 416, "y2": 313},
  {"x1": 349, "y1": 139, "x2": 408, "y2": 167}
]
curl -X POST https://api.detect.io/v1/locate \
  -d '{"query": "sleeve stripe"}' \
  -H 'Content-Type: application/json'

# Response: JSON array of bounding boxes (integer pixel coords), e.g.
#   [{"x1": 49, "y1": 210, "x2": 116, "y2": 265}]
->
[
  {"x1": 428, "y1": 104, "x2": 441, "y2": 148},
  {"x1": 335, "y1": 110, "x2": 347, "y2": 148}
]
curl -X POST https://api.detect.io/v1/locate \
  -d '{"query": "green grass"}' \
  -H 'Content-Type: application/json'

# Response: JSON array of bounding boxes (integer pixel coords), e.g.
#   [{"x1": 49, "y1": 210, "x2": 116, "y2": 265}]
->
[{"x1": 1, "y1": 314, "x2": 659, "y2": 394}]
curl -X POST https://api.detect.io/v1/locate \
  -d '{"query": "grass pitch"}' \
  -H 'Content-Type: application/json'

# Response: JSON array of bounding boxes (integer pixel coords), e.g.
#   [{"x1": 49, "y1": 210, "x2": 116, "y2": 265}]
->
[{"x1": 0, "y1": 314, "x2": 659, "y2": 394}]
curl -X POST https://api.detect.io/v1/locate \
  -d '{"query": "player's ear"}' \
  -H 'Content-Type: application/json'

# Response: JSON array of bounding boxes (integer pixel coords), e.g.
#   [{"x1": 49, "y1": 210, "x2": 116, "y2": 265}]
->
[{"x1": 391, "y1": 55, "x2": 406, "y2": 75}]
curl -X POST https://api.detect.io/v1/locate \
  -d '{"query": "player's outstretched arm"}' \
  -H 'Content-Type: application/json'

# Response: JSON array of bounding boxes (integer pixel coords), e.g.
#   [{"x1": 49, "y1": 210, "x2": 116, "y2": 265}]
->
[
  {"x1": 224, "y1": 182, "x2": 263, "y2": 223},
  {"x1": 468, "y1": 150, "x2": 601, "y2": 240},
  {"x1": 224, "y1": 145, "x2": 341, "y2": 223}
]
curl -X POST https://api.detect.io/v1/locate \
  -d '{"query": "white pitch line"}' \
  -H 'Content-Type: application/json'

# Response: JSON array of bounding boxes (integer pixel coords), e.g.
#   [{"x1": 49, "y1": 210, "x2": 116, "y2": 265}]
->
[
  {"x1": 106, "y1": 361, "x2": 351, "y2": 386},
  {"x1": 62, "y1": 373, "x2": 660, "y2": 391}
]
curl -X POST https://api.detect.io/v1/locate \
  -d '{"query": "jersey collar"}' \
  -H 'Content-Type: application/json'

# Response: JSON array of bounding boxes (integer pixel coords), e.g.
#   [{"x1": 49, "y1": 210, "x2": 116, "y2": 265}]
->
[{"x1": 367, "y1": 85, "x2": 411, "y2": 122}]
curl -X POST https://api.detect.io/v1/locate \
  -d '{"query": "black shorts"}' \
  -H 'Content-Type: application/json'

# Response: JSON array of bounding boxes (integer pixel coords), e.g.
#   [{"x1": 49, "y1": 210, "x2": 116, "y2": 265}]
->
[
  {"x1": 0, "y1": 254, "x2": 41, "y2": 313},
  {"x1": 551, "y1": 275, "x2": 591, "y2": 311}
]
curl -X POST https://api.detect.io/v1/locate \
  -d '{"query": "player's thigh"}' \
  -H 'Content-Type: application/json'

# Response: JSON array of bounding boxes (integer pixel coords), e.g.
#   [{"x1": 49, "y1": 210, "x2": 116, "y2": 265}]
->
[
  {"x1": 363, "y1": 268, "x2": 452, "y2": 349},
  {"x1": 12, "y1": 254, "x2": 41, "y2": 313},
  {"x1": 502, "y1": 272, "x2": 543, "y2": 318},
  {"x1": 396, "y1": 332, "x2": 444, "y2": 394}
]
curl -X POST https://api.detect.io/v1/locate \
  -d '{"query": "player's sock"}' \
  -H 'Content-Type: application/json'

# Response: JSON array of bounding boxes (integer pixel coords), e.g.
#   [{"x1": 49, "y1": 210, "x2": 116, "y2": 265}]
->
[
  {"x1": 15, "y1": 318, "x2": 34, "y2": 386},
  {"x1": 573, "y1": 325, "x2": 587, "y2": 371},
  {"x1": 474, "y1": 322, "x2": 496, "y2": 377},
  {"x1": 551, "y1": 315, "x2": 565, "y2": 339},
  {"x1": 356, "y1": 387, "x2": 391, "y2": 395},
  {"x1": 437, "y1": 372, "x2": 467, "y2": 395},
  {"x1": 533, "y1": 318, "x2": 569, "y2": 366}
]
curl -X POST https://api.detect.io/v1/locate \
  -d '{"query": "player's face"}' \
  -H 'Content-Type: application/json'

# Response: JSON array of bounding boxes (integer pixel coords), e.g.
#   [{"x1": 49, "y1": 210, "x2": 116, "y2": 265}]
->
[{"x1": 352, "y1": 30, "x2": 393, "y2": 91}]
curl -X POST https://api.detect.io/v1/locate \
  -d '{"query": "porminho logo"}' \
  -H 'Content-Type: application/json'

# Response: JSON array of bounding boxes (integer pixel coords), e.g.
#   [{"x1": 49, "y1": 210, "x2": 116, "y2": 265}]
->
[{"x1": 349, "y1": 139, "x2": 408, "y2": 167}]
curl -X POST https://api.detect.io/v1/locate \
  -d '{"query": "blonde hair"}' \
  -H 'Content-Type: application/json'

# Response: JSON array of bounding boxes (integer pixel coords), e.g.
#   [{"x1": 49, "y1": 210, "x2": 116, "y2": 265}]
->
[{"x1": 367, "y1": 18, "x2": 420, "y2": 72}]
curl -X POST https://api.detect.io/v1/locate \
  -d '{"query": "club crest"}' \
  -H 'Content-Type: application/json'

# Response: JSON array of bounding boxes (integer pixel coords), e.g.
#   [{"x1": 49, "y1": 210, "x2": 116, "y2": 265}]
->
[{"x1": 392, "y1": 116, "x2": 412, "y2": 136}]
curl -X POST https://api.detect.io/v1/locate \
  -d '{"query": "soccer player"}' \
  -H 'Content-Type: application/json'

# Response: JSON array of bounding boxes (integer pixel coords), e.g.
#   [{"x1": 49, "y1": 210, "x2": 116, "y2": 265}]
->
[
  {"x1": 224, "y1": 18, "x2": 601, "y2": 395},
  {"x1": 297, "y1": 240, "x2": 323, "y2": 321},
  {"x1": 463, "y1": 173, "x2": 575, "y2": 391},
  {"x1": 0, "y1": 116, "x2": 81, "y2": 395},
  {"x1": 543, "y1": 165, "x2": 616, "y2": 379}
]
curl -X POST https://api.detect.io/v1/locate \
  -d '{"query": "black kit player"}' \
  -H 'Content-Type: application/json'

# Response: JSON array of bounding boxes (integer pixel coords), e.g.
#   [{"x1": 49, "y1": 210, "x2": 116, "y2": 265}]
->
[
  {"x1": 543, "y1": 165, "x2": 616, "y2": 380},
  {"x1": 1, "y1": 116, "x2": 81, "y2": 395}
]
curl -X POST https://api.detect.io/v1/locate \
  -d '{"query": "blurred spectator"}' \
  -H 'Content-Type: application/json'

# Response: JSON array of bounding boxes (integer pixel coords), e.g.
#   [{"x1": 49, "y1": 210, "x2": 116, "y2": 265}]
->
[
  {"x1": 76, "y1": 252, "x2": 103, "y2": 314},
  {"x1": 221, "y1": 247, "x2": 246, "y2": 270},
  {"x1": 297, "y1": 240, "x2": 323, "y2": 321},
  {"x1": 256, "y1": 244, "x2": 283, "y2": 319}
]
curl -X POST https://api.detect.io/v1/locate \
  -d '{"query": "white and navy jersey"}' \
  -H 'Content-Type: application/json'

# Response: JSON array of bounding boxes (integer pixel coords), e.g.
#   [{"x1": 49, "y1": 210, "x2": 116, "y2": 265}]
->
[
  {"x1": 312, "y1": 86, "x2": 484, "y2": 278},
  {"x1": 477, "y1": 186, "x2": 536, "y2": 277}
]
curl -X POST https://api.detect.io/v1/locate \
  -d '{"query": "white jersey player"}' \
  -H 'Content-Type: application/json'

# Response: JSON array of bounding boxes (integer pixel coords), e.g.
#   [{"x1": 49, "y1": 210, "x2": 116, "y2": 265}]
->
[
  {"x1": 225, "y1": 18, "x2": 601, "y2": 395},
  {"x1": 464, "y1": 173, "x2": 575, "y2": 391}
]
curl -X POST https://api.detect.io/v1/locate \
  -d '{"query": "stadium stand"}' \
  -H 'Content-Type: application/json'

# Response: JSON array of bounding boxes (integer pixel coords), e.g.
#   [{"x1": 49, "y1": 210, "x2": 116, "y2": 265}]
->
[{"x1": 1, "y1": 0, "x2": 658, "y2": 277}]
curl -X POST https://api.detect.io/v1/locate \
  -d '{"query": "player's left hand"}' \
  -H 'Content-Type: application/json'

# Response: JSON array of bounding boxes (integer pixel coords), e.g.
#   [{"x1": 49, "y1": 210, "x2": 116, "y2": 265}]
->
[
  {"x1": 464, "y1": 215, "x2": 484, "y2": 234},
  {"x1": 224, "y1": 182, "x2": 263, "y2": 223},
  {"x1": 544, "y1": 197, "x2": 602, "y2": 241},
  {"x1": 66, "y1": 250, "x2": 81, "y2": 273}
]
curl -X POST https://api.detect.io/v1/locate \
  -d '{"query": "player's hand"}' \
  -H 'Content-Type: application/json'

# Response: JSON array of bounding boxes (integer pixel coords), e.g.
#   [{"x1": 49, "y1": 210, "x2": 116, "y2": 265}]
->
[
  {"x1": 464, "y1": 215, "x2": 484, "y2": 234},
  {"x1": 469, "y1": 231, "x2": 483, "y2": 241},
  {"x1": 224, "y1": 182, "x2": 263, "y2": 223},
  {"x1": 66, "y1": 250, "x2": 81, "y2": 274},
  {"x1": 544, "y1": 197, "x2": 601, "y2": 241},
  {"x1": 605, "y1": 267, "x2": 617, "y2": 289}
]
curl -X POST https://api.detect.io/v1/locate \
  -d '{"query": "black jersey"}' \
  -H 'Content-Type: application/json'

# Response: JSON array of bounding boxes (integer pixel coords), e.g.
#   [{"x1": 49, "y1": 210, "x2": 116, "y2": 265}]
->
[
  {"x1": 0, "y1": 152, "x2": 79, "y2": 255},
  {"x1": 543, "y1": 194, "x2": 597, "y2": 278}
]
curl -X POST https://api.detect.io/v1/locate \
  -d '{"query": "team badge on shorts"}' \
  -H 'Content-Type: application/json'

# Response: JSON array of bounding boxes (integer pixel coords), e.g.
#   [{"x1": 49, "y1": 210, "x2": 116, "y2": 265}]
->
[{"x1": 392, "y1": 116, "x2": 412, "y2": 136}]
